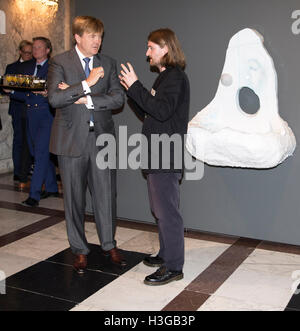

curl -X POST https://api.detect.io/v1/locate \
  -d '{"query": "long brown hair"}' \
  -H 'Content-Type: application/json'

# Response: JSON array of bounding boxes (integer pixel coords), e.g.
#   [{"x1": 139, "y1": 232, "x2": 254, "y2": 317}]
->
[{"x1": 148, "y1": 28, "x2": 186, "y2": 69}]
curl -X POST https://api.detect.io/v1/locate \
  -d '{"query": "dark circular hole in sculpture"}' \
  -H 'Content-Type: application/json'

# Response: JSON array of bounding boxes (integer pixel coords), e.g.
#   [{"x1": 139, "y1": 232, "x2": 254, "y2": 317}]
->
[{"x1": 238, "y1": 87, "x2": 260, "y2": 115}]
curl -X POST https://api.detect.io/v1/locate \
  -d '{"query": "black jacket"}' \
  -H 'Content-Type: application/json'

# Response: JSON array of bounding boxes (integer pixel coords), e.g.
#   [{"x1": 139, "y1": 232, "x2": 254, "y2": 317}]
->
[{"x1": 127, "y1": 65, "x2": 190, "y2": 173}]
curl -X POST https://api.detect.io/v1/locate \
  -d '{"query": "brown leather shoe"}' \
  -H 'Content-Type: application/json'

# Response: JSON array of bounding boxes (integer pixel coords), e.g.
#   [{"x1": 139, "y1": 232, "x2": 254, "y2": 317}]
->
[
  {"x1": 102, "y1": 247, "x2": 127, "y2": 267},
  {"x1": 73, "y1": 254, "x2": 87, "y2": 274}
]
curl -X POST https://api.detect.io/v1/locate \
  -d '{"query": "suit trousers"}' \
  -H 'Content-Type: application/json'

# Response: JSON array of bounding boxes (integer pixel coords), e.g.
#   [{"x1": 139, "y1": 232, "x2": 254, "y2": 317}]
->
[
  {"x1": 27, "y1": 106, "x2": 58, "y2": 200},
  {"x1": 147, "y1": 172, "x2": 184, "y2": 271},
  {"x1": 58, "y1": 131, "x2": 116, "y2": 255}
]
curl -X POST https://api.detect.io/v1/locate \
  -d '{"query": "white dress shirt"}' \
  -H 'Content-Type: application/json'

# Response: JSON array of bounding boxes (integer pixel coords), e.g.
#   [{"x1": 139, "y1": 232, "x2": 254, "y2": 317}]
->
[{"x1": 75, "y1": 45, "x2": 95, "y2": 112}]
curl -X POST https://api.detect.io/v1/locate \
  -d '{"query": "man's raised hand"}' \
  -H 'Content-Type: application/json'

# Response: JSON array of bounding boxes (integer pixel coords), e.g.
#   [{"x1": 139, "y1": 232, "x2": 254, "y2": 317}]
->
[
  {"x1": 119, "y1": 63, "x2": 138, "y2": 90},
  {"x1": 86, "y1": 67, "x2": 105, "y2": 87}
]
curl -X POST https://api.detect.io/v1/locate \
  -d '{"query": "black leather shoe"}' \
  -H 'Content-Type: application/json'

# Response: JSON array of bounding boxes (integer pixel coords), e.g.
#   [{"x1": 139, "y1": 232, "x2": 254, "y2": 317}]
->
[
  {"x1": 143, "y1": 255, "x2": 164, "y2": 267},
  {"x1": 13, "y1": 175, "x2": 20, "y2": 181},
  {"x1": 40, "y1": 191, "x2": 59, "y2": 199},
  {"x1": 144, "y1": 266, "x2": 183, "y2": 286},
  {"x1": 22, "y1": 197, "x2": 39, "y2": 207}
]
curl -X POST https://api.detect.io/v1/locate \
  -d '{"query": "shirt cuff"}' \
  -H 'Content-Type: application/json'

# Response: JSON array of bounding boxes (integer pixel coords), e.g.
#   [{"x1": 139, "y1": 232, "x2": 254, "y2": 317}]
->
[
  {"x1": 82, "y1": 80, "x2": 91, "y2": 95},
  {"x1": 81, "y1": 81, "x2": 94, "y2": 109},
  {"x1": 85, "y1": 95, "x2": 94, "y2": 109}
]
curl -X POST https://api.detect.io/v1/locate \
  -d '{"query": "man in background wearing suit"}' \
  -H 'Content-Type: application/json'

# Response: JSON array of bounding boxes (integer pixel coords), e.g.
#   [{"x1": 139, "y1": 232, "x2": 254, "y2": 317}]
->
[
  {"x1": 4, "y1": 40, "x2": 33, "y2": 187},
  {"x1": 10, "y1": 37, "x2": 58, "y2": 207},
  {"x1": 47, "y1": 16, "x2": 126, "y2": 273}
]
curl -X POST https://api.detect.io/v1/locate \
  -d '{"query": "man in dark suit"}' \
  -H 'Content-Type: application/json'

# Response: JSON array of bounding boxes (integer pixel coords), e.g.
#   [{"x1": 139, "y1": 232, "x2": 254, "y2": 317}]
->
[
  {"x1": 47, "y1": 16, "x2": 126, "y2": 273},
  {"x1": 119, "y1": 28, "x2": 190, "y2": 286},
  {"x1": 4, "y1": 40, "x2": 33, "y2": 186},
  {"x1": 11, "y1": 37, "x2": 58, "y2": 207}
]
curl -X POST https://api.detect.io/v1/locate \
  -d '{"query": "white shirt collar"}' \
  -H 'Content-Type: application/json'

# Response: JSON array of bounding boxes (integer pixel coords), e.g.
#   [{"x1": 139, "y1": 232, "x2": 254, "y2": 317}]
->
[
  {"x1": 36, "y1": 59, "x2": 48, "y2": 66},
  {"x1": 75, "y1": 45, "x2": 93, "y2": 68}
]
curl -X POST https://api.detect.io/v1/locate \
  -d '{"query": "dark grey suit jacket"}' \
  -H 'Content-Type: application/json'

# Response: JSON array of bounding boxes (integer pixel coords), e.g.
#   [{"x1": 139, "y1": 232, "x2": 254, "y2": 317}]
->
[{"x1": 48, "y1": 48, "x2": 124, "y2": 157}]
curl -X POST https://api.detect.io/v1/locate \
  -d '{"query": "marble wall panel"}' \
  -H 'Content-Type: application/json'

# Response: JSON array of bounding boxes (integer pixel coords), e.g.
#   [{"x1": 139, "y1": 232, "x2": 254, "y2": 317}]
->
[{"x1": 0, "y1": 0, "x2": 74, "y2": 173}]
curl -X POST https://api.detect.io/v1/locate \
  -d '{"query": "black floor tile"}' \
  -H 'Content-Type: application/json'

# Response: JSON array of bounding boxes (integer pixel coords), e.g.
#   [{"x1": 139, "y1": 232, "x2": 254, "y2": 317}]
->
[
  {"x1": 0, "y1": 287, "x2": 75, "y2": 311},
  {"x1": 47, "y1": 243, "x2": 148, "y2": 275},
  {"x1": 5, "y1": 261, "x2": 117, "y2": 305},
  {"x1": 1, "y1": 245, "x2": 148, "y2": 311},
  {"x1": 285, "y1": 281, "x2": 300, "y2": 311},
  {"x1": 285, "y1": 292, "x2": 300, "y2": 311},
  {"x1": 285, "y1": 307, "x2": 300, "y2": 311}
]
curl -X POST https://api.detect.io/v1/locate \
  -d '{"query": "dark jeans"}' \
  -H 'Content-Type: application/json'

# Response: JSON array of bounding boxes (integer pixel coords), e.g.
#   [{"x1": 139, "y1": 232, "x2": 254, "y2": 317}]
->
[{"x1": 147, "y1": 172, "x2": 184, "y2": 271}]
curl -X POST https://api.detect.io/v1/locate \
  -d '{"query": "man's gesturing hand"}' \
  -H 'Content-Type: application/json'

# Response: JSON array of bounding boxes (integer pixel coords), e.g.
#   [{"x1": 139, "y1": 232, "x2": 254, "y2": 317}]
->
[
  {"x1": 119, "y1": 63, "x2": 138, "y2": 90},
  {"x1": 86, "y1": 67, "x2": 105, "y2": 87}
]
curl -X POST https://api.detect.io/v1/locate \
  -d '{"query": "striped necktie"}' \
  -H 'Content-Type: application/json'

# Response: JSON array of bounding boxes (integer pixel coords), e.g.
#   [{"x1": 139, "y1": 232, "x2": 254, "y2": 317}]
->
[
  {"x1": 83, "y1": 57, "x2": 93, "y2": 125},
  {"x1": 83, "y1": 57, "x2": 90, "y2": 78}
]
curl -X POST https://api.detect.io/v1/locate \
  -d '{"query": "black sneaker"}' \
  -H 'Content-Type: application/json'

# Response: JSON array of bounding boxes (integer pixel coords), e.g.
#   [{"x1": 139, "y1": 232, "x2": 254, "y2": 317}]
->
[
  {"x1": 22, "y1": 197, "x2": 39, "y2": 207},
  {"x1": 144, "y1": 266, "x2": 183, "y2": 286},
  {"x1": 143, "y1": 255, "x2": 164, "y2": 267}
]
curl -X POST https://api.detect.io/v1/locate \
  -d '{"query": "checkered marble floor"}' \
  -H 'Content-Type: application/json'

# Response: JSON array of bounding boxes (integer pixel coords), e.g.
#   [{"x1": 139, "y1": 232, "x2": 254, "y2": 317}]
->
[{"x1": 0, "y1": 173, "x2": 300, "y2": 311}]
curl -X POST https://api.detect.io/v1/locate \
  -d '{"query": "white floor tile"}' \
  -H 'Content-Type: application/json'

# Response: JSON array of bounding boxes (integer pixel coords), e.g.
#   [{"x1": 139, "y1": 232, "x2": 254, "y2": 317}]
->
[
  {"x1": 0, "y1": 174, "x2": 15, "y2": 185},
  {"x1": 0, "y1": 251, "x2": 40, "y2": 277},
  {"x1": 0, "y1": 208, "x2": 47, "y2": 236},
  {"x1": 119, "y1": 231, "x2": 160, "y2": 254},
  {"x1": 0, "y1": 189, "x2": 28, "y2": 204},
  {"x1": 70, "y1": 304, "x2": 98, "y2": 311},
  {"x1": 212, "y1": 248, "x2": 300, "y2": 309},
  {"x1": 0, "y1": 223, "x2": 69, "y2": 260},
  {"x1": 79, "y1": 271, "x2": 185, "y2": 311},
  {"x1": 198, "y1": 294, "x2": 284, "y2": 311},
  {"x1": 38, "y1": 197, "x2": 65, "y2": 210}
]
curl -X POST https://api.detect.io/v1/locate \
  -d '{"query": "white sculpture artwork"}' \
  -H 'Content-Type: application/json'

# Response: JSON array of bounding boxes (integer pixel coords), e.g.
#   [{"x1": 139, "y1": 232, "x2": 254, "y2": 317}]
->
[
  {"x1": 186, "y1": 28, "x2": 296, "y2": 168},
  {"x1": 0, "y1": 10, "x2": 6, "y2": 34}
]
